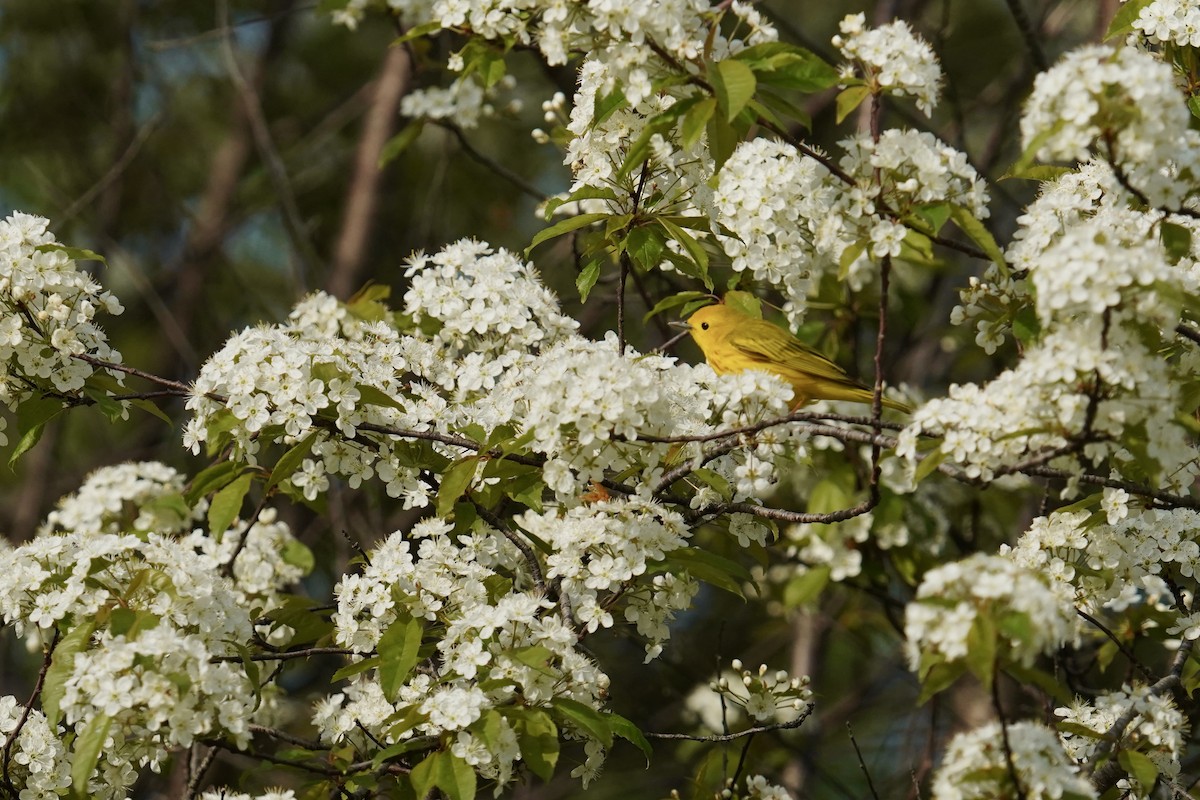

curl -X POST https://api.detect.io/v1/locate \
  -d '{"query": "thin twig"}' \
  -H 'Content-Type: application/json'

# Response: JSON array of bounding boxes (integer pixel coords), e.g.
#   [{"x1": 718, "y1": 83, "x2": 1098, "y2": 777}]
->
[
  {"x1": 645, "y1": 707, "x2": 812, "y2": 741},
  {"x1": 211, "y1": 646, "x2": 354, "y2": 663},
  {"x1": 74, "y1": 353, "x2": 194, "y2": 394},
  {"x1": 1076, "y1": 608, "x2": 1155, "y2": 682},
  {"x1": 992, "y1": 670, "x2": 1028, "y2": 800},
  {"x1": 1089, "y1": 640, "x2": 1194, "y2": 791},
  {"x1": 249, "y1": 724, "x2": 326, "y2": 751},
  {"x1": 223, "y1": 491, "x2": 272, "y2": 578},
  {"x1": 217, "y1": 0, "x2": 319, "y2": 291},
  {"x1": 1, "y1": 630, "x2": 59, "y2": 798},
  {"x1": 847, "y1": 722, "x2": 882, "y2": 800},
  {"x1": 184, "y1": 746, "x2": 218, "y2": 800},
  {"x1": 1003, "y1": 0, "x2": 1049, "y2": 72},
  {"x1": 438, "y1": 122, "x2": 548, "y2": 201}
]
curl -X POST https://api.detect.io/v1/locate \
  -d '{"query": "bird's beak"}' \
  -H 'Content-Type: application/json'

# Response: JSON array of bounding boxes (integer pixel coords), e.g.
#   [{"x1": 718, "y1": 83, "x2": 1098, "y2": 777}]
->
[{"x1": 668, "y1": 320, "x2": 691, "y2": 331}]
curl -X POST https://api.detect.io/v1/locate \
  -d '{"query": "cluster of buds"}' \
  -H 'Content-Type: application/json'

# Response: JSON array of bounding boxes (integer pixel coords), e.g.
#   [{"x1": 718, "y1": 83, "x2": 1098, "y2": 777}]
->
[{"x1": 714, "y1": 660, "x2": 813, "y2": 723}]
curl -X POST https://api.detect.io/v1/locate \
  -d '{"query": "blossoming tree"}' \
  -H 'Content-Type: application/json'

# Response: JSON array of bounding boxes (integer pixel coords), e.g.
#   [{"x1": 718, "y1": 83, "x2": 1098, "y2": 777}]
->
[{"x1": 2, "y1": 1, "x2": 1199, "y2": 798}]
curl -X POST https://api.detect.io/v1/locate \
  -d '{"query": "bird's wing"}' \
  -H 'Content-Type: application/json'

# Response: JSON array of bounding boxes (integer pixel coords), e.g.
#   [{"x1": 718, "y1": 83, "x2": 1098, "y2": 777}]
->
[{"x1": 727, "y1": 321, "x2": 855, "y2": 383}]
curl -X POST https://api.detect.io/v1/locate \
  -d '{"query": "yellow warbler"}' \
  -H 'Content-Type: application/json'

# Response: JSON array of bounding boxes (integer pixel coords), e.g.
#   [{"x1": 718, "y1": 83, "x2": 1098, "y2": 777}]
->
[{"x1": 676, "y1": 303, "x2": 911, "y2": 413}]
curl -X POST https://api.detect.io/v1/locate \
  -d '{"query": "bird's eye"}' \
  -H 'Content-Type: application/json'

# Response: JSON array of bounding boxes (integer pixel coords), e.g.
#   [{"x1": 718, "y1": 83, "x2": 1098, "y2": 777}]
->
[{"x1": 700, "y1": 322, "x2": 709, "y2": 330}]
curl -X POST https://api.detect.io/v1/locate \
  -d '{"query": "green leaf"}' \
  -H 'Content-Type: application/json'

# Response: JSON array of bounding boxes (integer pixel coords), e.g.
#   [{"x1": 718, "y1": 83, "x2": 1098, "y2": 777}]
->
[
  {"x1": 207, "y1": 471, "x2": 253, "y2": 536},
  {"x1": 267, "y1": 433, "x2": 317, "y2": 492},
  {"x1": 1005, "y1": 119, "x2": 1066, "y2": 178},
  {"x1": 626, "y1": 225, "x2": 666, "y2": 271},
  {"x1": 838, "y1": 240, "x2": 866, "y2": 281},
  {"x1": 755, "y1": 52, "x2": 839, "y2": 92},
  {"x1": 836, "y1": 85, "x2": 870, "y2": 123},
  {"x1": 659, "y1": 218, "x2": 709, "y2": 277},
  {"x1": 576, "y1": 259, "x2": 603, "y2": 303},
  {"x1": 331, "y1": 655, "x2": 380, "y2": 683},
  {"x1": 681, "y1": 97, "x2": 716, "y2": 151},
  {"x1": 378, "y1": 612, "x2": 424, "y2": 702},
  {"x1": 665, "y1": 547, "x2": 751, "y2": 598},
  {"x1": 34, "y1": 243, "x2": 106, "y2": 265},
  {"x1": 916, "y1": 658, "x2": 966, "y2": 704},
  {"x1": 10, "y1": 396, "x2": 66, "y2": 466},
  {"x1": 266, "y1": 595, "x2": 334, "y2": 646},
  {"x1": 1105, "y1": 0, "x2": 1154, "y2": 40},
  {"x1": 410, "y1": 751, "x2": 440, "y2": 800},
  {"x1": 72, "y1": 713, "x2": 112, "y2": 796},
  {"x1": 108, "y1": 608, "x2": 160, "y2": 638},
  {"x1": 129, "y1": 398, "x2": 173, "y2": 426},
  {"x1": 949, "y1": 206, "x2": 1006, "y2": 268},
  {"x1": 552, "y1": 698, "x2": 613, "y2": 748},
  {"x1": 526, "y1": 213, "x2": 608, "y2": 256},
  {"x1": 542, "y1": 185, "x2": 619, "y2": 218},
  {"x1": 712, "y1": 59, "x2": 757, "y2": 122},
  {"x1": 379, "y1": 120, "x2": 425, "y2": 167},
  {"x1": 185, "y1": 460, "x2": 243, "y2": 507},
  {"x1": 44, "y1": 621, "x2": 96, "y2": 727},
  {"x1": 1189, "y1": 95, "x2": 1200, "y2": 123},
  {"x1": 436, "y1": 456, "x2": 480, "y2": 517},
  {"x1": 723, "y1": 290, "x2": 761, "y2": 318},
  {"x1": 607, "y1": 713, "x2": 652, "y2": 762},
  {"x1": 964, "y1": 613, "x2": 997, "y2": 689},
  {"x1": 910, "y1": 203, "x2": 952, "y2": 236},
  {"x1": 706, "y1": 111, "x2": 738, "y2": 173},
  {"x1": 593, "y1": 89, "x2": 627, "y2": 126},
  {"x1": 1008, "y1": 666, "x2": 1075, "y2": 705},
  {"x1": 1012, "y1": 306, "x2": 1041, "y2": 347},
  {"x1": 1056, "y1": 721, "x2": 1108, "y2": 739},
  {"x1": 281, "y1": 539, "x2": 315, "y2": 575},
  {"x1": 914, "y1": 447, "x2": 947, "y2": 483},
  {"x1": 371, "y1": 735, "x2": 431, "y2": 768},
  {"x1": 1162, "y1": 221, "x2": 1193, "y2": 264},
  {"x1": 643, "y1": 291, "x2": 713, "y2": 323},
  {"x1": 392, "y1": 20, "x2": 442, "y2": 44},
  {"x1": 783, "y1": 566, "x2": 830, "y2": 608},
  {"x1": 1118, "y1": 750, "x2": 1159, "y2": 790},
  {"x1": 807, "y1": 478, "x2": 851, "y2": 514},
  {"x1": 83, "y1": 386, "x2": 124, "y2": 422},
  {"x1": 690, "y1": 467, "x2": 732, "y2": 501},
  {"x1": 757, "y1": 89, "x2": 811, "y2": 129},
  {"x1": 509, "y1": 708, "x2": 559, "y2": 781},
  {"x1": 1002, "y1": 164, "x2": 1074, "y2": 183}
]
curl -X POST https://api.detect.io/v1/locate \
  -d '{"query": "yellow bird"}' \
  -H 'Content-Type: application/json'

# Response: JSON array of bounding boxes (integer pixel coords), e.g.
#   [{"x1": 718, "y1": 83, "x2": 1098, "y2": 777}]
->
[{"x1": 675, "y1": 303, "x2": 911, "y2": 413}]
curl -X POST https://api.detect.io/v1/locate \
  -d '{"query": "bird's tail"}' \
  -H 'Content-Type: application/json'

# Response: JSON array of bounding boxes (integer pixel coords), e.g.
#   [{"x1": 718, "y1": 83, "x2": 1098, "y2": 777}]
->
[{"x1": 799, "y1": 382, "x2": 913, "y2": 414}]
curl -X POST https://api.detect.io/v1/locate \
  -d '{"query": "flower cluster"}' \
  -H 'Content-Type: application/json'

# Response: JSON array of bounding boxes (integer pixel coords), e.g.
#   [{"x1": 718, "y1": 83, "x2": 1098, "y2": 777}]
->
[
  {"x1": 1057, "y1": 685, "x2": 1187, "y2": 791},
  {"x1": 1021, "y1": 45, "x2": 1200, "y2": 207},
  {"x1": 40, "y1": 460, "x2": 192, "y2": 536},
  {"x1": 710, "y1": 659, "x2": 813, "y2": 724},
  {"x1": 833, "y1": 13, "x2": 942, "y2": 115},
  {"x1": 521, "y1": 497, "x2": 694, "y2": 656},
  {"x1": 1005, "y1": 504, "x2": 1200, "y2": 613},
  {"x1": 711, "y1": 129, "x2": 986, "y2": 324},
  {"x1": 931, "y1": 721, "x2": 1096, "y2": 800},
  {"x1": 38, "y1": 460, "x2": 308, "y2": 609},
  {"x1": 904, "y1": 553, "x2": 1075, "y2": 673},
  {"x1": 710, "y1": 138, "x2": 840, "y2": 322},
  {"x1": 1131, "y1": 0, "x2": 1200, "y2": 48},
  {"x1": 0, "y1": 212, "x2": 125, "y2": 421},
  {"x1": 400, "y1": 74, "x2": 517, "y2": 129},
  {"x1": 0, "y1": 695, "x2": 72, "y2": 798},
  {"x1": 323, "y1": 513, "x2": 617, "y2": 789},
  {"x1": 902, "y1": 164, "x2": 1196, "y2": 486},
  {"x1": 0, "y1": 531, "x2": 257, "y2": 795},
  {"x1": 332, "y1": 0, "x2": 775, "y2": 84},
  {"x1": 188, "y1": 237, "x2": 802, "y2": 511}
]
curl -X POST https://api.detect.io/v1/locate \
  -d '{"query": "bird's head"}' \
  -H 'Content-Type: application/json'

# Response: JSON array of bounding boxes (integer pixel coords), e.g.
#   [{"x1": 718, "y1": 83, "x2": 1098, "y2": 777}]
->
[{"x1": 670, "y1": 303, "x2": 742, "y2": 353}]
